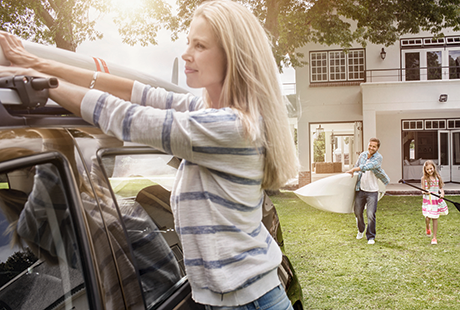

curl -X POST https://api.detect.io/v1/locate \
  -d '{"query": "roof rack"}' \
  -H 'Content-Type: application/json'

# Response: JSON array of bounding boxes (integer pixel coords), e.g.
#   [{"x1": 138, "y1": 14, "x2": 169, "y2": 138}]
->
[{"x1": 0, "y1": 75, "x2": 88, "y2": 127}]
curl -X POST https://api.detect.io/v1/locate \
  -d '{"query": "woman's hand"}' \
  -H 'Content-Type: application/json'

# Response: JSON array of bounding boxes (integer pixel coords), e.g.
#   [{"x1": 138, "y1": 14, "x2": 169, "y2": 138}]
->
[
  {"x1": 0, "y1": 65, "x2": 47, "y2": 79},
  {"x1": 0, "y1": 31, "x2": 42, "y2": 69}
]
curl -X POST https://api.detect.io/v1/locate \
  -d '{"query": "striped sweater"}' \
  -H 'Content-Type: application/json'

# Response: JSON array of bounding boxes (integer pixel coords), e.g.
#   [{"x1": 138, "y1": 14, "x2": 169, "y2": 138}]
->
[{"x1": 81, "y1": 81, "x2": 282, "y2": 306}]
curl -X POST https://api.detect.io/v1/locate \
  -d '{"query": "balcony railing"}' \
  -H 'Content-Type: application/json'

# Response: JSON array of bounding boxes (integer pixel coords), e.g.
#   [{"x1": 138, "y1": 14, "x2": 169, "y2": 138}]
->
[{"x1": 366, "y1": 66, "x2": 460, "y2": 83}]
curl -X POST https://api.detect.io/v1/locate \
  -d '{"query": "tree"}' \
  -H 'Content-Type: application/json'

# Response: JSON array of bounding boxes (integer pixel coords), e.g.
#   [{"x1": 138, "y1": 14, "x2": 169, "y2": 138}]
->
[
  {"x1": 0, "y1": 0, "x2": 109, "y2": 51},
  {"x1": 2, "y1": 0, "x2": 460, "y2": 69},
  {"x1": 133, "y1": 0, "x2": 460, "y2": 70},
  {"x1": 0, "y1": 248, "x2": 38, "y2": 287}
]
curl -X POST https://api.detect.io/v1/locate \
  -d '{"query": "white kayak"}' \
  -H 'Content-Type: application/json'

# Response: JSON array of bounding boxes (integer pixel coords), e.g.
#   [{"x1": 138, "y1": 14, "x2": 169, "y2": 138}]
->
[
  {"x1": 0, "y1": 39, "x2": 190, "y2": 106},
  {"x1": 294, "y1": 173, "x2": 386, "y2": 214}
]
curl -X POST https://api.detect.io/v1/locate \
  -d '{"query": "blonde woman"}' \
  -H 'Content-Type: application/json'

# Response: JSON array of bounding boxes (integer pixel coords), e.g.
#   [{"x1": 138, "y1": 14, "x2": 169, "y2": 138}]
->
[{"x1": 0, "y1": 0, "x2": 298, "y2": 308}]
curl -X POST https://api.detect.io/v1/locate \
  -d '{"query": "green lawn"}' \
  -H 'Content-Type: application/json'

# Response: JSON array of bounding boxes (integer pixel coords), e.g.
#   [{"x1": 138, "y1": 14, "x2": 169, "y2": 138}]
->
[{"x1": 271, "y1": 191, "x2": 460, "y2": 310}]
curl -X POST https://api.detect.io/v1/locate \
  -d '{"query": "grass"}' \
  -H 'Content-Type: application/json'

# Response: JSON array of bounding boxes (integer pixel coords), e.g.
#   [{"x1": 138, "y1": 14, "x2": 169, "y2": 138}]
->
[{"x1": 271, "y1": 191, "x2": 460, "y2": 310}]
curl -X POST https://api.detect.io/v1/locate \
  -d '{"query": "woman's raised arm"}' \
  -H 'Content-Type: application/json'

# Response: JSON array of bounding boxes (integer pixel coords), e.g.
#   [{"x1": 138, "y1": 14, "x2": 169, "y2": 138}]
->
[{"x1": 0, "y1": 31, "x2": 134, "y2": 101}]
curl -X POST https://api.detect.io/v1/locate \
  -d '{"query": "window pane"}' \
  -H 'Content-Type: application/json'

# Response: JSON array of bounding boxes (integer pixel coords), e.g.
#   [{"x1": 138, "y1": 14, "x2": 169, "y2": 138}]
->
[
  {"x1": 440, "y1": 132, "x2": 449, "y2": 165},
  {"x1": 449, "y1": 50, "x2": 460, "y2": 79},
  {"x1": 402, "y1": 131, "x2": 416, "y2": 161},
  {"x1": 0, "y1": 163, "x2": 89, "y2": 310},
  {"x1": 427, "y1": 51, "x2": 442, "y2": 80},
  {"x1": 405, "y1": 52, "x2": 420, "y2": 81},
  {"x1": 329, "y1": 51, "x2": 346, "y2": 81},
  {"x1": 101, "y1": 153, "x2": 184, "y2": 309},
  {"x1": 348, "y1": 50, "x2": 365, "y2": 81},
  {"x1": 310, "y1": 52, "x2": 328, "y2": 82},
  {"x1": 453, "y1": 132, "x2": 460, "y2": 165}
]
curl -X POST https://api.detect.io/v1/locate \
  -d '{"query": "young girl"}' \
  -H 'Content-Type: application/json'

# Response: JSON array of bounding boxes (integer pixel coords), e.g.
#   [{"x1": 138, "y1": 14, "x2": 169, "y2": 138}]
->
[
  {"x1": 421, "y1": 160, "x2": 448, "y2": 245},
  {"x1": 0, "y1": 0, "x2": 298, "y2": 308}
]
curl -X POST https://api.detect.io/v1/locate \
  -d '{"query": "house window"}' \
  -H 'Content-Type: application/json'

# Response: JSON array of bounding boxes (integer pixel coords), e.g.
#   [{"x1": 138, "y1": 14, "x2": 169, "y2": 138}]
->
[
  {"x1": 427, "y1": 51, "x2": 442, "y2": 80},
  {"x1": 449, "y1": 50, "x2": 460, "y2": 79},
  {"x1": 310, "y1": 49, "x2": 365, "y2": 83},
  {"x1": 310, "y1": 52, "x2": 328, "y2": 82},
  {"x1": 425, "y1": 120, "x2": 446, "y2": 130},
  {"x1": 348, "y1": 50, "x2": 365, "y2": 80},
  {"x1": 329, "y1": 51, "x2": 346, "y2": 81},
  {"x1": 405, "y1": 52, "x2": 420, "y2": 81},
  {"x1": 402, "y1": 120, "x2": 423, "y2": 130},
  {"x1": 447, "y1": 119, "x2": 460, "y2": 129},
  {"x1": 401, "y1": 37, "x2": 460, "y2": 81},
  {"x1": 401, "y1": 38, "x2": 423, "y2": 46}
]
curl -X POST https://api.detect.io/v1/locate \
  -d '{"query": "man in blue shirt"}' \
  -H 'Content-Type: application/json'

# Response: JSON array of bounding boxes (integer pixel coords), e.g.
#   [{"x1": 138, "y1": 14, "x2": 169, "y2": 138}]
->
[{"x1": 346, "y1": 138, "x2": 390, "y2": 244}]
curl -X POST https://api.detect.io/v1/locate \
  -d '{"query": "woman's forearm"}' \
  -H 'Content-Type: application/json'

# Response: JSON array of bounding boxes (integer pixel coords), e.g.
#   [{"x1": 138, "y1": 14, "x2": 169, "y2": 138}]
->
[
  {"x1": 49, "y1": 80, "x2": 87, "y2": 117},
  {"x1": 37, "y1": 59, "x2": 134, "y2": 101}
]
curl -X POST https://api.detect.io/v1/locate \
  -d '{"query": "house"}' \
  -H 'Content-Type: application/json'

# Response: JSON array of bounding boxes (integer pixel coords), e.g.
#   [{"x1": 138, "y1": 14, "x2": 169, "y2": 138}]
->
[{"x1": 295, "y1": 27, "x2": 460, "y2": 187}]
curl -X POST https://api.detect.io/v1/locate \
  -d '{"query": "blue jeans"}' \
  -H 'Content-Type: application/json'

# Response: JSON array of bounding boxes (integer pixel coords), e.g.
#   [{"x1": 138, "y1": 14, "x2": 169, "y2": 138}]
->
[
  {"x1": 204, "y1": 285, "x2": 293, "y2": 310},
  {"x1": 354, "y1": 190, "x2": 378, "y2": 240}
]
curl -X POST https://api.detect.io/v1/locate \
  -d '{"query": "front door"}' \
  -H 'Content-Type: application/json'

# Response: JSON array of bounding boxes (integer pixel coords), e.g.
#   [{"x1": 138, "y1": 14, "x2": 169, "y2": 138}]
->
[
  {"x1": 438, "y1": 131, "x2": 451, "y2": 182},
  {"x1": 452, "y1": 130, "x2": 460, "y2": 183}
]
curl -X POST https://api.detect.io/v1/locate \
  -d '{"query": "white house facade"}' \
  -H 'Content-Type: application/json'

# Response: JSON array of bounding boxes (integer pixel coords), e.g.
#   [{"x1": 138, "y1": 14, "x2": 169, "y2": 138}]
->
[{"x1": 295, "y1": 28, "x2": 460, "y2": 187}]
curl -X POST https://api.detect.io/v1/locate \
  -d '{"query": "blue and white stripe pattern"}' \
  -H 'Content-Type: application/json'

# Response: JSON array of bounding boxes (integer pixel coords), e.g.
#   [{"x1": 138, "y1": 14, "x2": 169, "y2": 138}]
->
[{"x1": 81, "y1": 81, "x2": 283, "y2": 306}]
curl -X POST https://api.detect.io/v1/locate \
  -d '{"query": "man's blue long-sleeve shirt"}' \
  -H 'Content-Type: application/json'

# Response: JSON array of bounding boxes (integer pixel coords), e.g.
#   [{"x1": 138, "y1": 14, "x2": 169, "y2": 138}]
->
[{"x1": 354, "y1": 151, "x2": 390, "y2": 191}]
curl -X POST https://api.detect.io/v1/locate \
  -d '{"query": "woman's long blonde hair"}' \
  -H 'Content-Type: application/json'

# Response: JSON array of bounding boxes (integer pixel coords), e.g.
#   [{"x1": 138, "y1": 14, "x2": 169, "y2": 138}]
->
[{"x1": 194, "y1": 0, "x2": 298, "y2": 190}]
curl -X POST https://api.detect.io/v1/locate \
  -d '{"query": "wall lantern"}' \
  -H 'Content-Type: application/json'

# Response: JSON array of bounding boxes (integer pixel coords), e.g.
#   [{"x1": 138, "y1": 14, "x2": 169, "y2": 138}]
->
[
  {"x1": 439, "y1": 94, "x2": 448, "y2": 102},
  {"x1": 316, "y1": 124, "x2": 324, "y2": 135},
  {"x1": 380, "y1": 47, "x2": 386, "y2": 60}
]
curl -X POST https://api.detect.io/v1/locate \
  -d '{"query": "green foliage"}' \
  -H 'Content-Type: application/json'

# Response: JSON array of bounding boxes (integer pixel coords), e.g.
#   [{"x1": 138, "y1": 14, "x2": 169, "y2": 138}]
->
[
  {"x1": 314, "y1": 131, "x2": 325, "y2": 162},
  {"x1": 3, "y1": 0, "x2": 460, "y2": 69},
  {"x1": 0, "y1": 0, "x2": 107, "y2": 50},
  {"x1": 272, "y1": 191, "x2": 460, "y2": 309},
  {"x1": 148, "y1": 0, "x2": 460, "y2": 71},
  {"x1": 0, "y1": 248, "x2": 38, "y2": 287},
  {"x1": 113, "y1": 0, "x2": 174, "y2": 46}
]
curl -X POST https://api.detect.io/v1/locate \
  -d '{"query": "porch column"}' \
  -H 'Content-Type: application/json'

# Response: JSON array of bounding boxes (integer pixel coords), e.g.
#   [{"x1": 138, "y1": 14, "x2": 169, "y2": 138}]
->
[
  {"x1": 325, "y1": 130, "x2": 332, "y2": 162},
  {"x1": 363, "y1": 110, "x2": 377, "y2": 144},
  {"x1": 297, "y1": 119, "x2": 311, "y2": 187}
]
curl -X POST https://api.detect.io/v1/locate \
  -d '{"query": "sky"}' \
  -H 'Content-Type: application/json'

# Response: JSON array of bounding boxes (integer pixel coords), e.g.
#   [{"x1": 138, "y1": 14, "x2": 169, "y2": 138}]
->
[{"x1": 76, "y1": 9, "x2": 296, "y2": 97}]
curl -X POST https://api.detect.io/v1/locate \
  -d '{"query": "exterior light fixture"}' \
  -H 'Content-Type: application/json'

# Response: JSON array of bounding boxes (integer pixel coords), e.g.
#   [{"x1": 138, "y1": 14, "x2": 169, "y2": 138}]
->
[
  {"x1": 316, "y1": 124, "x2": 324, "y2": 135},
  {"x1": 439, "y1": 94, "x2": 448, "y2": 102},
  {"x1": 380, "y1": 47, "x2": 386, "y2": 60}
]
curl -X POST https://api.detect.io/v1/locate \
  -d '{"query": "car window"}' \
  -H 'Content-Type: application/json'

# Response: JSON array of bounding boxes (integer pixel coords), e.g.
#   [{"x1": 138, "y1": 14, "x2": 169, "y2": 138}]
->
[
  {"x1": 0, "y1": 127, "x2": 146, "y2": 310},
  {"x1": 0, "y1": 162, "x2": 90, "y2": 310},
  {"x1": 98, "y1": 150, "x2": 186, "y2": 309}
]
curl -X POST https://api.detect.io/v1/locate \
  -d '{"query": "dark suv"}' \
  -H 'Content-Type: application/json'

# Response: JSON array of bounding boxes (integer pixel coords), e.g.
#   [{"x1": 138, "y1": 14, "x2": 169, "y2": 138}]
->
[{"x1": 0, "y1": 46, "x2": 303, "y2": 310}]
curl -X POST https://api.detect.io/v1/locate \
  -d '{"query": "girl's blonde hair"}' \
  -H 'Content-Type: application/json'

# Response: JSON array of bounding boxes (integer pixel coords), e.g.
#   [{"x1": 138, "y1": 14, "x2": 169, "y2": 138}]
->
[
  {"x1": 194, "y1": 0, "x2": 299, "y2": 189},
  {"x1": 422, "y1": 160, "x2": 444, "y2": 188}
]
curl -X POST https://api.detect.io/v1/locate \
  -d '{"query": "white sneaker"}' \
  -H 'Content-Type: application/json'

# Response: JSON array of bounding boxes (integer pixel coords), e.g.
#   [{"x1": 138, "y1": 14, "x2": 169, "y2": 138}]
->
[
  {"x1": 368, "y1": 239, "x2": 375, "y2": 245},
  {"x1": 356, "y1": 232, "x2": 364, "y2": 239}
]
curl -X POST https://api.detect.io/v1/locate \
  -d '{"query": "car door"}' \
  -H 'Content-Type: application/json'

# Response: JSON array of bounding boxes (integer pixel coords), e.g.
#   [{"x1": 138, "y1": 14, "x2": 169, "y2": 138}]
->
[
  {"x1": 68, "y1": 127, "x2": 204, "y2": 310},
  {"x1": 0, "y1": 149, "x2": 103, "y2": 310},
  {"x1": 95, "y1": 147, "x2": 203, "y2": 310}
]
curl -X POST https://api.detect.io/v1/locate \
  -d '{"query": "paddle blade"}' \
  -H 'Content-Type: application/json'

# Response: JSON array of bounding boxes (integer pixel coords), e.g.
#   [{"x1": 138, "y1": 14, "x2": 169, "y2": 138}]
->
[
  {"x1": 452, "y1": 201, "x2": 460, "y2": 212},
  {"x1": 294, "y1": 173, "x2": 386, "y2": 214}
]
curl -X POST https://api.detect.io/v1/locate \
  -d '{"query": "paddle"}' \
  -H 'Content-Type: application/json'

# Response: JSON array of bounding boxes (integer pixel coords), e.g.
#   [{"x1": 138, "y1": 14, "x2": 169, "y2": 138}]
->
[{"x1": 398, "y1": 179, "x2": 460, "y2": 212}]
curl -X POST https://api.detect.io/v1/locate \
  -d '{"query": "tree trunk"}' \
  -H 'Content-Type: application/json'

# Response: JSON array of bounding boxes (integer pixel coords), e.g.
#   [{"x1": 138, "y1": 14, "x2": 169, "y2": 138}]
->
[
  {"x1": 55, "y1": 31, "x2": 76, "y2": 51},
  {"x1": 265, "y1": 0, "x2": 281, "y2": 41},
  {"x1": 34, "y1": 1, "x2": 77, "y2": 51}
]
